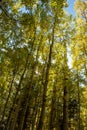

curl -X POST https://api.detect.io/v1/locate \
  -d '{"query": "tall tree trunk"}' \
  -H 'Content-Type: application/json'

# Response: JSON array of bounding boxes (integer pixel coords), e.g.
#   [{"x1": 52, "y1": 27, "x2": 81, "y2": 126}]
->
[
  {"x1": 62, "y1": 83, "x2": 68, "y2": 130},
  {"x1": 62, "y1": 43, "x2": 69, "y2": 130},
  {"x1": 16, "y1": 69, "x2": 34, "y2": 130},
  {"x1": 16, "y1": 35, "x2": 42, "y2": 130},
  {"x1": 49, "y1": 83, "x2": 56, "y2": 130},
  {"x1": 77, "y1": 69, "x2": 80, "y2": 130},
  {"x1": 22, "y1": 104, "x2": 30, "y2": 130},
  {"x1": 37, "y1": 20, "x2": 55, "y2": 130},
  {"x1": 0, "y1": 72, "x2": 15, "y2": 125},
  {"x1": 5, "y1": 54, "x2": 29, "y2": 130}
]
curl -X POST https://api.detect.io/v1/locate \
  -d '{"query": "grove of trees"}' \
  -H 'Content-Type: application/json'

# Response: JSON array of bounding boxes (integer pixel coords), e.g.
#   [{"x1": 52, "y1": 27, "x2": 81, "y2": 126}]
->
[{"x1": 0, "y1": 0, "x2": 87, "y2": 130}]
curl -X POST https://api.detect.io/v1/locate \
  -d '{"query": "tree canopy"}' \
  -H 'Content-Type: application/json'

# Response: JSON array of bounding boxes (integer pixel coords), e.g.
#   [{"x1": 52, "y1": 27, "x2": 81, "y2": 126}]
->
[{"x1": 0, "y1": 0, "x2": 87, "y2": 130}]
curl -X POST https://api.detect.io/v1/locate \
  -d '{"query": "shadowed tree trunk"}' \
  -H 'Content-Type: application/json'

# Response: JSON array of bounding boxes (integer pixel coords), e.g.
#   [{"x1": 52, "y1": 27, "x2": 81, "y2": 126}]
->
[
  {"x1": 0, "y1": 71, "x2": 16, "y2": 125},
  {"x1": 49, "y1": 84, "x2": 56, "y2": 130},
  {"x1": 77, "y1": 69, "x2": 80, "y2": 130},
  {"x1": 62, "y1": 43, "x2": 69, "y2": 130},
  {"x1": 37, "y1": 19, "x2": 56, "y2": 130},
  {"x1": 5, "y1": 54, "x2": 29, "y2": 130}
]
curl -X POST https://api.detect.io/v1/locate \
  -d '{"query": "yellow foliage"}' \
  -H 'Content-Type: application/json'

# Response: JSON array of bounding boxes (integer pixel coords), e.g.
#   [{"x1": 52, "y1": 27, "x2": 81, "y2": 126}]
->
[
  {"x1": 77, "y1": 18, "x2": 83, "y2": 24},
  {"x1": 12, "y1": 2, "x2": 23, "y2": 13}
]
